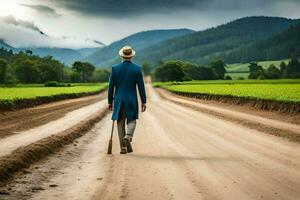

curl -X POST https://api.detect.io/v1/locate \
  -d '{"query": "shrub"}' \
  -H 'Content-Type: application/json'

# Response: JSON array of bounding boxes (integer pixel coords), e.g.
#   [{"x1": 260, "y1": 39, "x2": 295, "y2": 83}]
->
[
  {"x1": 225, "y1": 75, "x2": 232, "y2": 80},
  {"x1": 44, "y1": 81, "x2": 67, "y2": 87}
]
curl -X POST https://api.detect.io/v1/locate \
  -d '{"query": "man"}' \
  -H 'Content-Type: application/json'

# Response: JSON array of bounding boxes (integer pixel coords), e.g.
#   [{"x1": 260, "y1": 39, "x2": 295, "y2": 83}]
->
[{"x1": 108, "y1": 46, "x2": 147, "y2": 154}]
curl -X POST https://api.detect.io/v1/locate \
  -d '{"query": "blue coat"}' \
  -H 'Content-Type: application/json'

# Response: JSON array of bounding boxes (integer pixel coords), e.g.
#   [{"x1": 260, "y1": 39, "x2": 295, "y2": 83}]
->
[{"x1": 108, "y1": 61, "x2": 147, "y2": 121}]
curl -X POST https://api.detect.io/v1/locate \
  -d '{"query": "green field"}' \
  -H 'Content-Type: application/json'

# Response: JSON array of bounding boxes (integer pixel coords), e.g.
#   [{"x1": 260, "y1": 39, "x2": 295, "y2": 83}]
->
[
  {"x1": 226, "y1": 72, "x2": 249, "y2": 80},
  {"x1": 155, "y1": 79, "x2": 300, "y2": 102},
  {"x1": 224, "y1": 59, "x2": 290, "y2": 80},
  {"x1": 0, "y1": 83, "x2": 107, "y2": 100},
  {"x1": 226, "y1": 59, "x2": 290, "y2": 73}
]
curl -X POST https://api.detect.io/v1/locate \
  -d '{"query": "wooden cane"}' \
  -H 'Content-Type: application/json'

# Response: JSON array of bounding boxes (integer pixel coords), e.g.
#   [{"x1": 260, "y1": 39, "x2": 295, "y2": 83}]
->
[{"x1": 107, "y1": 120, "x2": 115, "y2": 154}]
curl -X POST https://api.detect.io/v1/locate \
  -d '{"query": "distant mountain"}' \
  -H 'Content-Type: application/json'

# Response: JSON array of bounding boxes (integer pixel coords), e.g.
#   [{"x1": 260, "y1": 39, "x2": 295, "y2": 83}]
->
[
  {"x1": 77, "y1": 47, "x2": 103, "y2": 58},
  {"x1": 6, "y1": 47, "x2": 103, "y2": 65},
  {"x1": 28, "y1": 47, "x2": 103, "y2": 65},
  {"x1": 0, "y1": 39, "x2": 13, "y2": 49},
  {"x1": 137, "y1": 16, "x2": 300, "y2": 65},
  {"x1": 220, "y1": 23, "x2": 300, "y2": 63},
  {"x1": 84, "y1": 29, "x2": 194, "y2": 67},
  {"x1": 27, "y1": 48, "x2": 83, "y2": 65}
]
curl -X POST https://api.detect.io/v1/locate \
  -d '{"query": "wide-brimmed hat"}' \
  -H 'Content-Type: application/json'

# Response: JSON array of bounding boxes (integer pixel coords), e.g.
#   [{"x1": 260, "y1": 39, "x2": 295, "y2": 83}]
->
[{"x1": 119, "y1": 46, "x2": 136, "y2": 58}]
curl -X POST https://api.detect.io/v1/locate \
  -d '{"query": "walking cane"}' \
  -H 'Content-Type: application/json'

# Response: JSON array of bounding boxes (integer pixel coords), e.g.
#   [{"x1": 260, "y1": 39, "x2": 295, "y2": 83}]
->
[{"x1": 107, "y1": 120, "x2": 115, "y2": 154}]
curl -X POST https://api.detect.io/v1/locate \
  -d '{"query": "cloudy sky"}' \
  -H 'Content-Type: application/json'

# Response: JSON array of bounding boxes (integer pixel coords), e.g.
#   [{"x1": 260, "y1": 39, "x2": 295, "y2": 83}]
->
[{"x1": 0, "y1": 0, "x2": 300, "y2": 48}]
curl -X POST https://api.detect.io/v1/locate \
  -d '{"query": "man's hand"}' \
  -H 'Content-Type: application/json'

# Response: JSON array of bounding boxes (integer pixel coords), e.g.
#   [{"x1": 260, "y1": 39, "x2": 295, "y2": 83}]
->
[
  {"x1": 141, "y1": 104, "x2": 147, "y2": 112},
  {"x1": 108, "y1": 104, "x2": 113, "y2": 111}
]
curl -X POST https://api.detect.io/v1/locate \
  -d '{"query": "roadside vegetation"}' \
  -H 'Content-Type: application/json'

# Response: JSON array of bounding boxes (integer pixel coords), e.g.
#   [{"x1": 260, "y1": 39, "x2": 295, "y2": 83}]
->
[
  {"x1": 154, "y1": 79, "x2": 300, "y2": 112},
  {"x1": 0, "y1": 83, "x2": 107, "y2": 111},
  {"x1": 160, "y1": 82, "x2": 300, "y2": 103}
]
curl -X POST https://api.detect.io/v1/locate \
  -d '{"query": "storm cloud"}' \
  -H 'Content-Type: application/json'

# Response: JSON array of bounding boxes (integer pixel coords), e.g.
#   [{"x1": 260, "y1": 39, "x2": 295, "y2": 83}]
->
[
  {"x1": 50, "y1": 0, "x2": 300, "y2": 18},
  {"x1": 0, "y1": 16, "x2": 103, "y2": 48},
  {"x1": 0, "y1": 16, "x2": 44, "y2": 34},
  {"x1": 1, "y1": 0, "x2": 300, "y2": 47},
  {"x1": 51, "y1": 0, "x2": 202, "y2": 17},
  {"x1": 20, "y1": 4, "x2": 60, "y2": 17}
]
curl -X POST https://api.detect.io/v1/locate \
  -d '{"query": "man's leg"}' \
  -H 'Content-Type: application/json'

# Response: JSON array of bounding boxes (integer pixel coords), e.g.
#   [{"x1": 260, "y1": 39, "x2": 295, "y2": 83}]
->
[
  {"x1": 126, "y1": 119, "x2": 137, "y2": 141},
  {"x1": 117, "y1": 104, "x2": 127, "y2": 153},
  {"x1": 117, "y1": 117, "x2": 126, "y2": 149},
  {"x1": 123, "y1": 119, "x2": 136, "y2": 153}
]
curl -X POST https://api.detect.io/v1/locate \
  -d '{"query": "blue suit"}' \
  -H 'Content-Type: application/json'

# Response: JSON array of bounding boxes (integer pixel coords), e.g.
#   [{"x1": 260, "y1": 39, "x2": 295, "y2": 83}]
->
[{"x1": 108, "y1": 61, "x2": 146, "y2": 121}]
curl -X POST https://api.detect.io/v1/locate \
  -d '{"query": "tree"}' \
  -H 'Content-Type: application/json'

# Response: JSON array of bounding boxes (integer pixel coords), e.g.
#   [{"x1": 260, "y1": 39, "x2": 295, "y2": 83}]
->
[
  {"x1": 225, "y1": 75, "x2": 232, "y2": 80},
  {"x1": 63, "y1": 68, "x2": 73, "y2": 83},
  {"x1": 266, "y1": 64, "x2": 280, "y2": 79},
  {"x1": 279, "y1": 61, "x2": 286, "y2": 77},
  {"x1": 0, "y1": 59, "x2": 8, "y2": 83},
  {"x1": 15, "y1": 59, "x2": 41, "y2": 83},
  {"x1": 37, "y1": 56, "x2": 64, "y2": 82},
  {"x1": 142, "y1": 62, "x2": 151, "y2": 76},
  {"x1": 248, "y1": 62, "x2": 265, "y2": 79},
  {"x1": 284, "y1": 57, "x2": 300, "y2": 78},
  {"x1": 25, "y1": 50, "x2": 33, "y2": 55},
  {"x1": 182, "y1": 62, "x2": 215, "y2": 80},
  {"x1": 91, "y1": 69, "x2": 110, "y2": 83},
  {"x1": 154, "y1": 61, "x2": 185, "y2": 82},
  {"x1": 210, "y1": 59, "x2": 226, "y2": 79},
  {"x1": 72, "y1": 61, "x2": 95, "y2": 82}
]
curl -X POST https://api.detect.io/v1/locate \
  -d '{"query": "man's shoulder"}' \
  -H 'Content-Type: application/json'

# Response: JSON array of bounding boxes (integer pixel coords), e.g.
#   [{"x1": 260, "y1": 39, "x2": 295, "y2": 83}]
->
[
  {"x1": 112, "y1": 63, "x2": 122, "y2": 68},
  {"x1": 111, "y1": 63, "x2": 122, "y2": 72},
  {"x1": 130, "y1": 62, "x2": 142, "y2": 71}
]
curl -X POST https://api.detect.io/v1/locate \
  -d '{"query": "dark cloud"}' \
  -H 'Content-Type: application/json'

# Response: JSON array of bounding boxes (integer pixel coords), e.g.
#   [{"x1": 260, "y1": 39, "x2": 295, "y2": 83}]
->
[
  {"x1": 20, "y1": 4, "x2": 60, "y2": 17},
  {"x1": 0, "y1": 16, "x2": 45, "y2": 34},
  {"x1": 51, "y1": 0, "x2": 206, "y2": 17},
  {"x1": 49, "y1": 0, "x2": 300, "y2": 18}
]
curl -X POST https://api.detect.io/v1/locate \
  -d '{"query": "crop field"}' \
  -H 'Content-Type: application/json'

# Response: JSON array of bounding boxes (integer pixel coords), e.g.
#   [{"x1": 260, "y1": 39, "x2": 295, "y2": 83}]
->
[
  {"x1": 0, "y1": 84, "x2": 107, "y2": 100},
  {"x1": 226, "y1": 72, "x2": 249, "y2": 80},
  {"x1": 155, "y1": 79, "x2": 300, "y2": 103},
  {"x1": 0, "y1": 83, "x2": 107, "y2": 111},
  {"x1": 226, "y1": 59, "x2": 289, "y2": 73}
]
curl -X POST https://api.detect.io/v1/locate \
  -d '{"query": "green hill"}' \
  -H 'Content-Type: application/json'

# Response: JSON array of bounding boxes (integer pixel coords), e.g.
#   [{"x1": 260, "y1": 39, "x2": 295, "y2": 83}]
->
[
  {"x1": 137, "y1": 16, "x2": 300, "y2": 65},
  {"x1": 221, "y1": 23, "x2": 300, "y2": 63},
  {"x1": 84, "y1": 29, "x2": 194, "y2": 67}
]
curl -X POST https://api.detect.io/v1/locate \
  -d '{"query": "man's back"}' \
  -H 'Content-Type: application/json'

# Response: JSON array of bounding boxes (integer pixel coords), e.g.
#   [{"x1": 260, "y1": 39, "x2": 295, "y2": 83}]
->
[
  {"x1": 112, "y1": 61, "x2": 141, "y2": 92},
  {"x1": 108, "y1": 60, "x2": 146, "y2": 121}
]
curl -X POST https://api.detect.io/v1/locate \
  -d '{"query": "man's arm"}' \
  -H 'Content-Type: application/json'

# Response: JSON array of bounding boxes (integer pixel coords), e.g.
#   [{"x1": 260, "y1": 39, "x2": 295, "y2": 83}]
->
[
  {"x1": 108, "y1": 68, "x2": 115, "y2": 110},
  {"x1": 137, "y1": 68, "x2": 147, "y2": 112}
]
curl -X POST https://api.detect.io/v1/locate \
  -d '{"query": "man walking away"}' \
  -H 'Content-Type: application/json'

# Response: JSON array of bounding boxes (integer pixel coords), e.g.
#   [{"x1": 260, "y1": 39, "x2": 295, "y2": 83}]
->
[{"x1": 108, "y1": 46, "x2": 147, "y2": 154}]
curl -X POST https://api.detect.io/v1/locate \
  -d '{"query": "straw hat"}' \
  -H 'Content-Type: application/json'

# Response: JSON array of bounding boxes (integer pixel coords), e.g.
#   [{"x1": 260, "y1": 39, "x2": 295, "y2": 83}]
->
[{"x1": 119, "y1": 46, "x2": 136, "y2": 58}]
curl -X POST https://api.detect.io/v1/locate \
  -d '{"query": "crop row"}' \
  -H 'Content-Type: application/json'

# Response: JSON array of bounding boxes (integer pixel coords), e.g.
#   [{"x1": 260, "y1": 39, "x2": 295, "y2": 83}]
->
[{"x1": 0, "y1": 84, "x2": 107, "y2": 111}]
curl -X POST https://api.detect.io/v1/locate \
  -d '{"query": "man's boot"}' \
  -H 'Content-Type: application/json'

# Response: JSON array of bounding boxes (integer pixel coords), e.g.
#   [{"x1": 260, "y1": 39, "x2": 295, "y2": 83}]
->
[
  {"x1": 120, "y1": 147, "x2": 127, "y2": 154},
  {"x1": 123, "y1": 135, "x2": 133, "y2": 153}
]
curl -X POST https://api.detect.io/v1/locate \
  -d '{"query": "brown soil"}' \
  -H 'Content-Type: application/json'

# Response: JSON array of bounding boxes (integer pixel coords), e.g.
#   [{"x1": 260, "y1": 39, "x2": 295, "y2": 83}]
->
[
  {"x1": 157, "y1": 88, "x2": 300, "y2": 142},
  {"x1": 0, "y1": 92, "x2": 107, "y2": 139},
  {"x1": 0, "y1": 108, "x2": 108, "y2": 182},
  {"x1": 0, "y1": 89, "x2": 107, "y2": 112},
  {"x1": 0, "y1": 85, "x2": 299, "y2": 200},
  {"x1": 169, "y1": 90, "x2": 300, "y2": 113}
]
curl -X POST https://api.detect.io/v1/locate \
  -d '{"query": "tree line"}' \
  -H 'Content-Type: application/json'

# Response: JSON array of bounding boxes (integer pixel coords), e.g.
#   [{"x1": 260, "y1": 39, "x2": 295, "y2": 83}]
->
[
  {"x1": 248, "y1": 58, "x2": 300, "y2": 79},
  {"x1": 153, "y1": 57, "x2": 300, "y2": 82},
  {"x1": 153, "y1": 60, "x2": 226, "y2": 82},
  {"x1": 0, "y1": 48, "x2": 110, "y2": 84}
]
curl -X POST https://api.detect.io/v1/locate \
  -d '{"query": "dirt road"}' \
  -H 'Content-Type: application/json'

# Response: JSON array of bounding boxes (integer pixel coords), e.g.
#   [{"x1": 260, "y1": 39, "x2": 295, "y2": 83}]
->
[{"x1": 1, "y1": 86, "x2": 300, "y2": 200}]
